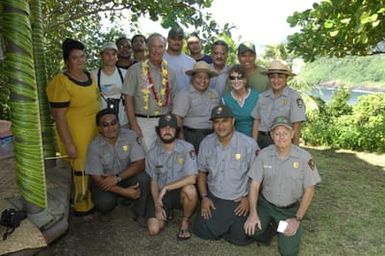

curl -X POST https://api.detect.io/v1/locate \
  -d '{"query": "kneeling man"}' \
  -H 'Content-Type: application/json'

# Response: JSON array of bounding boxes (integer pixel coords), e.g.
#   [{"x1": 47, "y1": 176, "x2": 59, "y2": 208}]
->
[
  {"x1": 244, "y1": 116, "x2": 321, "y2": 255},
  {"x1": 193, "y1": 105, "x2": 259, "y2": 245},
  {"x1": 146, "y1": 113, "x2": 198, "y2": 240},
  {"x1": 85, "y1": 109, "x2": 150, "y2": 224}
]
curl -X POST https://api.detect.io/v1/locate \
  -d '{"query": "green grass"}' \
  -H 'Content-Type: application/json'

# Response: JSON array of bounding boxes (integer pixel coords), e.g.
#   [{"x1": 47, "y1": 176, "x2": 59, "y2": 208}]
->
[{"x1": 47, "y1": 147, "x2": 385, "y2": 256}]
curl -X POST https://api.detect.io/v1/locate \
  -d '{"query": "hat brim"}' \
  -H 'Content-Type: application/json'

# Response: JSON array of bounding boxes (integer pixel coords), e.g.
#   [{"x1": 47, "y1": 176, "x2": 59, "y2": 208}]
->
[
  {"x1": 210, "y1": 114, "x2": 233, "y2": 121},
  {"x1": 270, "y1": 123, "x2": 293, "y2": 131},
  {"x1": 186, "y1": 69, "x2": 218, "y2": 78},
  {"x1": 261, "y1": 69, "x2": 296, "y2": 76}
]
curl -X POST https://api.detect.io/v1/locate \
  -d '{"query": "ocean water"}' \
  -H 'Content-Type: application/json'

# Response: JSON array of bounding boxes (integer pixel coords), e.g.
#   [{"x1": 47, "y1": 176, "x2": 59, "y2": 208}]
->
[{"x1": 312, "y1": 88, "x2": 374, "y2": 104}]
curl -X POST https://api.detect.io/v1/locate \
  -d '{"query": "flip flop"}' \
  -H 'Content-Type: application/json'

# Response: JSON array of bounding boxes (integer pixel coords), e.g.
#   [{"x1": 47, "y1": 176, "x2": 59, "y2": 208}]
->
[{"x1": 176, "y1": 228, "x2": 191, "y2": 241}]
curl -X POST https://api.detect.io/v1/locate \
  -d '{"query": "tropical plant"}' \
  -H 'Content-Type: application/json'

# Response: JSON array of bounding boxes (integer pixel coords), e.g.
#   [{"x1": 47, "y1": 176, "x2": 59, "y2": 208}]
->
[
  {"x1": 287, "y1": 0, "x2": 385, "y2": 61},
  {"x1": 1, "y1": 0, "x2": 46, "y2": 207}
]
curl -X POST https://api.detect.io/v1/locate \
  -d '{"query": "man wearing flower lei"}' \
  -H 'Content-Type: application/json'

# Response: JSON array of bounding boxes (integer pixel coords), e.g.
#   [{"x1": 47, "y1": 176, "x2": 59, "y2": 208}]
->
[{"x1": 122, "y1": 33, "x2": 177, "y2": 150}]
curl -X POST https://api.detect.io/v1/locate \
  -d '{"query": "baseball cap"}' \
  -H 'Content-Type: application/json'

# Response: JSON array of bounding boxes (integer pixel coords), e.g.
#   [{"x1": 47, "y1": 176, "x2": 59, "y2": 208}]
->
[
  {"x1": 210, "y1": 105, "x2": 234, "y2": 120},
  {"x1": 100, "y1": 42, "x2": 118, "y2": 53},
  {"x1": 158, "y1": 113, "x2": 178, "y2": 128},
  {"x1": 237, "y1": 42, "x2": 256, "y2": 55},
  {"x1": 168, "y1": 27, "x2": 184, "y2": 39},
  {"x1": 270, "y1": 116, "x2": 293, "y2": 131}
]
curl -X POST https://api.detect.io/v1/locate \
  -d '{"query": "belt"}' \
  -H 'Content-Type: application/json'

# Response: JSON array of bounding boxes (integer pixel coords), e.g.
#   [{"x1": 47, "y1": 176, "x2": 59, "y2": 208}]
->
[
  {"x1": 259, "y1": 131, "x2": 271, "y2": 136},
  {"x1": 183, "y1": 126, "x2": 213, "y2": 134},
  {"x1": 262, "y1": 195, "x2": 298, "y2": 209},
  {"x1": 135, "y1": 114, "x2": 162, "y2": 118}
]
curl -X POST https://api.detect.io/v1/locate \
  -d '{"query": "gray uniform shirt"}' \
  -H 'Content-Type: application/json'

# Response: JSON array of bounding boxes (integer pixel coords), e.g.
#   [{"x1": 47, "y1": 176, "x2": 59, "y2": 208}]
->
[
  {"x1": 248, "y1": 144, "x2": 321, "y2": 207},
  {"x1": 173, "y1": 86, "x2": 219, "y2": 129},
  {"x1": 85, "y1": 128, "x2": 145, "y2": 176},
  {"x1": 198, "y1": 131, "x2": 259, "y2": 200},
  {"x1": 251, "y1": 86, "x2": 306, "y2": 132},
  {"x1": 121, "y1": 61, "x2": 176, "y2": 115},
  {"x1": 146, "y1": 139, "x2": 198, "y2": 189}
]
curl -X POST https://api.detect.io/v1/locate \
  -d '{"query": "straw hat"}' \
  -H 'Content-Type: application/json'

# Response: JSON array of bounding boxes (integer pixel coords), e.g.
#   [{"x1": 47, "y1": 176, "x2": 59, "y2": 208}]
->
[
  {"x1": 185, "y1": 61, "x2": 218, "y2": 77},
  {"x1": 262, "y1": 59, "x2": 296, "y2": 76}
]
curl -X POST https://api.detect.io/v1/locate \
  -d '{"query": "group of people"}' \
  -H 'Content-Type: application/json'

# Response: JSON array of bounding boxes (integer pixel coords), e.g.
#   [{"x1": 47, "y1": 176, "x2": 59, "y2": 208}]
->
[{"x1": 45, "y1": 26, "x2": 321, "y2": 255}]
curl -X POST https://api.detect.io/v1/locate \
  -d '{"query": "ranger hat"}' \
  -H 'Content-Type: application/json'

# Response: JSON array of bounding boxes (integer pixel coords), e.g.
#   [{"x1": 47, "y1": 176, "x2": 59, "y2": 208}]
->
[
  {"x1": 210, "y1": 105, "x2": 234, "y2": 120},
  {"x1": 158, "y1": 113, "x2": 178, "y2": 128},
  {"x1": 270, "y1": 116, "x2": 293, "y2": 131},
  {"x1": 237, "y1": 42, "x2": 256, "y2": 55},
  {"x1": 185, "y1": 61, "x2": 218, "y2": 78},
  {"x1": 262, "y1": 59, "x2": 296, "y2": 76},
  {"x1": 168, "y1": 27, "x2": 184, "y2": 39},
  {"x1": 100, "y1": 42, "x2": 118, "y2": 53}
]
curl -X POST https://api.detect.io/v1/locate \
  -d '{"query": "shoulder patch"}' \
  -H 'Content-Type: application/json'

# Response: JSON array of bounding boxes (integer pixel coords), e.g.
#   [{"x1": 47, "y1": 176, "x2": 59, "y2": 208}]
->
[
  {"x1": 308, "y1": 159, "x2": 315, "y2": 170},
  {"x1": 136, "y1": 136, "x2": 142, "y2": 145},
  {"x1": 296, "y1": 98, "x2": 304, "y2": 108},
  {"x1": 255, "y1": 149, "x2": 260, "y2": 156},
  {"x1": 189, "y1": 150, "x2": 196, "y2": 160}
]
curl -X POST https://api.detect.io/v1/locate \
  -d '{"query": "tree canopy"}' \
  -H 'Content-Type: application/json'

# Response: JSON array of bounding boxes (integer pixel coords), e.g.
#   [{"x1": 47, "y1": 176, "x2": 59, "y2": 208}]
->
[{"x1": 287, "y1": 0, "x2": 385, "y2": 61}]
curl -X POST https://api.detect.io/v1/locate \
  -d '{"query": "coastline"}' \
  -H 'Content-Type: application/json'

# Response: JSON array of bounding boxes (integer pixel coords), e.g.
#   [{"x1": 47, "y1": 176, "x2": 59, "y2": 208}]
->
[{"x1": 317, "y1": 80, "x2": 385, "y2": 93}]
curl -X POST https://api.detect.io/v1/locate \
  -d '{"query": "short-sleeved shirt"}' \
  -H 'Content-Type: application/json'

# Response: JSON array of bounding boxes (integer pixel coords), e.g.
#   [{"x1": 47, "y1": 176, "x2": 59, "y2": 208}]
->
[
  {"x1": 121, "y1": 61, "x2": 176, "y2": 115},
  {"x1": 221, "y1": 89, "x2": 259, "y2": 137},
  {"x1": 251, "y1": 86, "x2": 306, "y2": 132},
  {"x1": 146, "y1": 139, "x2": 198, "y2": 189},
  {"x1": 248, "y1": 144, "x2": 321, "y2": 207},
  {"x1": 91, "y1": 67, "x2": 128, "y2": 125},
  {"x1": 209, "y1": 64, "x2": 228, "y2": 97},
  {"x1": 164, "y1": 52, "x2": 196, "y2": 92},
  {"x1": 198, "y1": 131, "x2": 259, "y2": 200},
  {"x1": 173, "y1": 86, "x2": 219, "y2": 129},
  {"x1": 85, "y1": 128, "x2": 145, "y2": 176}
]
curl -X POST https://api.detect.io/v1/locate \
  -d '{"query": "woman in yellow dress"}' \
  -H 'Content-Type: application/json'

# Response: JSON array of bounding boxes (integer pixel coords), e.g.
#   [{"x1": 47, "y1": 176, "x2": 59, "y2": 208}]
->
[{"x1": 46, "y1": 39, "x2": 100, "y2": 217}]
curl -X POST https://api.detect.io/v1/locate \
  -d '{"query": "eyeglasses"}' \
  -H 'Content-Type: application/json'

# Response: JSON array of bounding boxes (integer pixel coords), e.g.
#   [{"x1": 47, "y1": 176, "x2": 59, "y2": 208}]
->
[
  {"x1": 101, "y1": 119, "x2": 118, "y2": 128},
  {"x1": 229, "y1": 76, "x2": 244, "y2": 81}
]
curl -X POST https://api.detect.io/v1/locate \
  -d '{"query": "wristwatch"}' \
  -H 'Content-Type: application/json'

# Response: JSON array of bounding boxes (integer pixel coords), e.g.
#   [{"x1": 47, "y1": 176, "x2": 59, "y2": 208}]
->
[
  {"x1": 115, "y1": 174, "x2": 122, "y2": 183},
  {"x1": 295, "y1": 215, "x2": 303, "y2": 221},
  {"x1": 200, "y1": 194, "x2": 208, "y2": 200}
]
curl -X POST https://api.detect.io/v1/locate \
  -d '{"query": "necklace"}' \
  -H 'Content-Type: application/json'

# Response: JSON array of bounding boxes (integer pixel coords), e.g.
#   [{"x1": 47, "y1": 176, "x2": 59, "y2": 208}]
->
[{"x1": 141, "y1": 60, "x2": 170, "y2": 113}]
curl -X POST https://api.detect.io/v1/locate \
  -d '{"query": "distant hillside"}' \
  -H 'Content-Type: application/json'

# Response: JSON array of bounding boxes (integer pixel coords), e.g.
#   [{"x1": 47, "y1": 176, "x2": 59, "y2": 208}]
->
[{"x1": 298, "y1": 55, "x2": 385, "y2": 90}]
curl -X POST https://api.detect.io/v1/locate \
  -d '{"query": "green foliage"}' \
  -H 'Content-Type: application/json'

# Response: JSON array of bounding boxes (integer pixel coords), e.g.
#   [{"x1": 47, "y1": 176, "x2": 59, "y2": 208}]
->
[
  {"x1": 287, "y1": 0, "x2": 385, "y2": 61},
  {"x1": 299, "y1": 55, "x2": 385, "y2": 88},
  {"x1": 302, "y1": 91, "x2": 385, "y2": 152}
]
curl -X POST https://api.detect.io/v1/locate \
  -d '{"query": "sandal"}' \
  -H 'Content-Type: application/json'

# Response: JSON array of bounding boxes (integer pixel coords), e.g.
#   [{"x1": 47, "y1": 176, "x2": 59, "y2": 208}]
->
[{"x1": 176, "y1": 228, "x2": 191, "y2": 241}]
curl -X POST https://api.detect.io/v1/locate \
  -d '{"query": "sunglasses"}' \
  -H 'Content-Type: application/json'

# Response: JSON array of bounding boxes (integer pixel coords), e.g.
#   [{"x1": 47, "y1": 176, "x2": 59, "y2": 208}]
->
[
  {"x1": 101, "y1": 119, "x2": 118, "y2": 128},
  {"x1": 229, "y1": 75, "x2": 244, "y2": 81}
]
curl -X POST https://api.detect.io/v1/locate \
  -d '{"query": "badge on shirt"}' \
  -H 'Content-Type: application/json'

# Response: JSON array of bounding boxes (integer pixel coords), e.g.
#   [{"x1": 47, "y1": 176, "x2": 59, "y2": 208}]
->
[
  {"x1": 235, "y1": 153, "x2": 241, "y2": 160},
  {"x1": 282, "y1": 99, "x2": 288, "y2": 105},
  {"x1": 293, "y1": 162, "x2": 299, "y2": 169},
  {"x1": 296, "y1": 98, "x2": 304, "y2": 108},
  {"x1": 308, "y1": 159, "x2": 315, "y2": 170},
  {"x1": 189, "y1": 150, "x2": 196, "y2": 160},
  {"x1": 122, "y1": 145, "x2": 129, "y2": 152},
  {"x1": 177, "y1": 157, "x2": 184, "y2": 165},
  {"x1": 208, "y1": 91, "x2": 217, "y2": 99}
]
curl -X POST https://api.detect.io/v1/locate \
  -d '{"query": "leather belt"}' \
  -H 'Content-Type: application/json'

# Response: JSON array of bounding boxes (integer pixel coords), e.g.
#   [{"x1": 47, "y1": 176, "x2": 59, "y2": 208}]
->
[
  {"x1": 183, "y1": 126, "x2": 213, "y2": 134},
  {"x1": 262, "y1": 195, "x2": 298, "y2": 209},
  {"x1": 135, "y1": 114, "x2": 162, "y2": 118}
]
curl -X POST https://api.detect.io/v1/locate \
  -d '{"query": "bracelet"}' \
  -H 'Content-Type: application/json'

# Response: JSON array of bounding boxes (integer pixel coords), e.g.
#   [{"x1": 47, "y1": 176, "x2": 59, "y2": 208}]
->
[{"x1": 200, "y1": 194, "x2": 208, "y2": 200}]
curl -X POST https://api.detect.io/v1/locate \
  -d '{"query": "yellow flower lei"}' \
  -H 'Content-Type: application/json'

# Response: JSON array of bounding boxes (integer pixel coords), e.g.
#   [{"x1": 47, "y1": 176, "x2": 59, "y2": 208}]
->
[{"x1": 141, "y1": 59, "x2": 170, "y2": 114}]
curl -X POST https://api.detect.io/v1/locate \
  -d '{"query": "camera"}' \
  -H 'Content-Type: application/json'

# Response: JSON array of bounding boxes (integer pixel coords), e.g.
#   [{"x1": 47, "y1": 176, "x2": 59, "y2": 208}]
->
[{"x1": 106, "y1": 98, "x2": 120, "y2": 114}]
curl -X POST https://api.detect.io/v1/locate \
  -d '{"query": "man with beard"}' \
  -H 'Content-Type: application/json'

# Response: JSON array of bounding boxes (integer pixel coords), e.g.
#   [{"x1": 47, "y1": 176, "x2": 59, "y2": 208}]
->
[
  {"x1": 116, "y1": 37, "x2": 135, "y2": 70},
  {"x1": 145, "y1": 113, "x2": 198, "y2": 240},
  {"x1": 131, "y1": 34, "x2": 147, "y2": 62},
  {"x1": 193, "y1": 105, "x2": 259, "y2": 245},
  {"x1": 164, "y1": 26, "x2": 196, "y2": 92},
  {"x1": 85, "y1": 109, "x2": 150, "y2": 225}
]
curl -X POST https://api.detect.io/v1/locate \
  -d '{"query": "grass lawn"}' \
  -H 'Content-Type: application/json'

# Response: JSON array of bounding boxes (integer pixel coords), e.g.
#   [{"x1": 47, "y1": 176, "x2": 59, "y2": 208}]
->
[{"x1": 46, "y1": 147, "x2": 385, "y2": 256}]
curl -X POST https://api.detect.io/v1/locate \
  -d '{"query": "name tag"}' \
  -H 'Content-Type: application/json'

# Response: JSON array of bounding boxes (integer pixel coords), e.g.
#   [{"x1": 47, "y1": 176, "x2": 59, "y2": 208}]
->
[{"x1": 263, "y1": 165, "x2": 272, "y2": 169}]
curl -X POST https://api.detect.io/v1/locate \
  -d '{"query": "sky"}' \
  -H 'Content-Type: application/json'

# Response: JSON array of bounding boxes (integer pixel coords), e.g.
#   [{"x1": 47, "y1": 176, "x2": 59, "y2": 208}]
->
[{"x1": 130, "y1": 0, "x2": 319, "y2": 47}]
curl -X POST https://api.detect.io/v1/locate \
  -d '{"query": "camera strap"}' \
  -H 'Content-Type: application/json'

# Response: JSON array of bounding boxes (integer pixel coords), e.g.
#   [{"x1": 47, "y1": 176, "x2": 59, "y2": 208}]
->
[{"x1": 97, "y1": 67, "x2": 125, "y2": 104}]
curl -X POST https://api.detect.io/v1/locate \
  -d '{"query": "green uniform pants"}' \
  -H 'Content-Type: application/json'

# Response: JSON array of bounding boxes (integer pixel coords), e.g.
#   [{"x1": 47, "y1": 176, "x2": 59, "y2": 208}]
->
[{"x1": 252, "y1": 196, "x2": 303, "y2": 256}]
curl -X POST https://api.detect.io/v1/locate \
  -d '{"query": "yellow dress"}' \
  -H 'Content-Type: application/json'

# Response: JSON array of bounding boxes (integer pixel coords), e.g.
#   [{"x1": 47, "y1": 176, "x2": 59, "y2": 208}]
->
[{"x1": 46, "y1": 72, "x2": 100, "y2": 215}]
